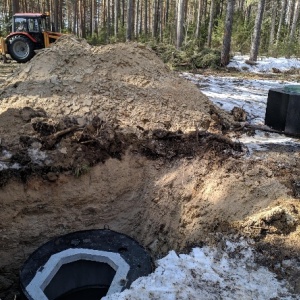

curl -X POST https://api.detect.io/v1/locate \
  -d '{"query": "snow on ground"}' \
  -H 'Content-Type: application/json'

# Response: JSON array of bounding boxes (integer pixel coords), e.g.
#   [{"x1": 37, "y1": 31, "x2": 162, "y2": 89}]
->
[
  {"x1": 182, "y1": 55, "x2": 300, "y2": 153},
  {"x1": 227, "y1": 55, "x2": 300, "y2": 74},
  {"x1": 182, "y1": 73, "x2": 285, "y2": 125},
  {"x1": 102, "y1": 57, "x2": 300, "y2": 300},
  {"x1": 236, "y1": 131, "x2": 297, "y2": 156},
  {"x1": 104, "y1": 239, "x2": 296, "y2": 300}
]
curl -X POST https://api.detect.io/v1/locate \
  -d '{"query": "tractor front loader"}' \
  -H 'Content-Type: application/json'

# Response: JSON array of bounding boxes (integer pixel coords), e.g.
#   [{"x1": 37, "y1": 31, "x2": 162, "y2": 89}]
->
[{"x1": 0, "y1": 13, "x2": 62, "y2": 63}]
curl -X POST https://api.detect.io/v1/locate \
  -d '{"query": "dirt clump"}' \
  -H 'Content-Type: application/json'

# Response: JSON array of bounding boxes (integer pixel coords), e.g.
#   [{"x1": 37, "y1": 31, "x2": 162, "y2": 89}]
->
[
  {"x1": 242, "y1": 204, "x2": 298, "y2": 236},
  {"x1": 1, "y1": 36, "x2": 300, "y2": 300}
]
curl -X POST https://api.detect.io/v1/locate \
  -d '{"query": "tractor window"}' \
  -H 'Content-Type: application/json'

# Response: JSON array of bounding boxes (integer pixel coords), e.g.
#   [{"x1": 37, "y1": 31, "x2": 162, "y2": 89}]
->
[
  {"x1": 28, "y1": 18, "x2": 39, "y2": 32},
  {"x1": 14, "y1": 17, "x2": 28, "y2": 32}
]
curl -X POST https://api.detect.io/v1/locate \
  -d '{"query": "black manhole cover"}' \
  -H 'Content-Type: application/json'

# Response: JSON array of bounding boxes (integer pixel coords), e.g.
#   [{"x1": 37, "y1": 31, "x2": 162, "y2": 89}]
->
[{"x1": 20, "y1": 229, "x2": 153, "y2": 300}]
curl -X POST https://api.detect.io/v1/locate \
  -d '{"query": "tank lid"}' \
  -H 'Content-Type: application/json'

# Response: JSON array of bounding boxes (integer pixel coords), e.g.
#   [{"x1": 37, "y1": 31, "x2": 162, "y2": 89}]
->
[{"x1": 283, "y1": 85, "x2": 300, "y2": 93}]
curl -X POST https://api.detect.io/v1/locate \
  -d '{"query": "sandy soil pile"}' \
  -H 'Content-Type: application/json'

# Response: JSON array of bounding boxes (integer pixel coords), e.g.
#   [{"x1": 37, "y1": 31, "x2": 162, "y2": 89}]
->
[
  {"x1": 0, "y1": 36, "x2": 300, "y2": 299},
  {"x1": 0, "y1": 35, "x2": 232, "y2": 138}
]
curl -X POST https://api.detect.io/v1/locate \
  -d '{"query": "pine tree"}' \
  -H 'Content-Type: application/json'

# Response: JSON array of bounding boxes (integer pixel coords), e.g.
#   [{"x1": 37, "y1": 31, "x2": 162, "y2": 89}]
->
[
  {"x1": 221, "y1": 0, "x2": 235, "y2": 66},
  {"x1": 250, "y1": 0, "x2": 266, "y2": 61}
]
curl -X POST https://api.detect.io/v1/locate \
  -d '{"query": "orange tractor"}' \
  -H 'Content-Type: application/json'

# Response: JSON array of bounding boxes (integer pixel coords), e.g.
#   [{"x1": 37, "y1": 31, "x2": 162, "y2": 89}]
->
[{"x1": 0, "y1": 13, "x2": 62, "y2": 63}]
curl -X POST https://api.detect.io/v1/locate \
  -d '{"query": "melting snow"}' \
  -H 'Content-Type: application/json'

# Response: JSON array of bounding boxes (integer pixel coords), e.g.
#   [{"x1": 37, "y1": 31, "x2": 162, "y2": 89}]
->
[
  {"x1": 0, "y1": 150, "x2": 20, "y2": 170},
  {"x1": 27, "y1": 148, "x2": 48, "y2": 165},
  {"x1": 181, "y1": 72, "x2": 290, "y2": 125},
  {"x1": 227, "y1": 55, "x2": 300, "y2": 73},
  {"x1": 104, "y1": 240, "x2": 296, "y2": 300}
]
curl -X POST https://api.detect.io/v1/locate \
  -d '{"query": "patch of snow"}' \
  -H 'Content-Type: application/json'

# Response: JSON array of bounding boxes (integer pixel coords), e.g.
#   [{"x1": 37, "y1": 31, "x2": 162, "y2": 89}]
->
[
  {"x1": 181, "y1": 72, "x2": 293, "y2": 125},
  {"x1": 1, "y1": 150, "x2": 12, "y2": 159},
  {"x1": 234, "y1": 131, "x2": 297, "y2": 155},
  {"x1": 103, "y1": 240, "x2": 296, "y2": 300},
  {"x1": 28, "y1": 148, "x2": 48, "y2": 165},
  {"x1": 0, "y1": 164, "x2": 8, "y2": 171},
  {"x1": 0, "y1": 150, "x2": 20, "y2": 170},
  {"x1": 227, "y1": 55, "x2": 300, "y2": 73}
]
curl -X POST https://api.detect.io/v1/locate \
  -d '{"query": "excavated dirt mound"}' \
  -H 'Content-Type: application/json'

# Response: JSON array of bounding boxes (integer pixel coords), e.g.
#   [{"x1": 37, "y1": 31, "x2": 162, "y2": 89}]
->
[
  {"x1": 0, "y1": 36, "x2": 233, "y2": 140},
  {"x1": 1, "y1": 36, "x2": 300, "y2": 299}
]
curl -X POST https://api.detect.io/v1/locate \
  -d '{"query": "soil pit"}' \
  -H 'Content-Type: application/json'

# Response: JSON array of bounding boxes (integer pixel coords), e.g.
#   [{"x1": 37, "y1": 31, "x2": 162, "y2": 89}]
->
[{"x1": 1, "y1": 36, "x2": 300, "y2": 299}]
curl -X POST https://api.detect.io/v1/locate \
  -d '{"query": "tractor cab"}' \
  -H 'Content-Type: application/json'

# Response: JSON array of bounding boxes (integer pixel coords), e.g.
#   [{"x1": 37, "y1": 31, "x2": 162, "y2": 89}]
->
[{"x1": 12, "y1": 13, "x2": 51, "y2": 47}]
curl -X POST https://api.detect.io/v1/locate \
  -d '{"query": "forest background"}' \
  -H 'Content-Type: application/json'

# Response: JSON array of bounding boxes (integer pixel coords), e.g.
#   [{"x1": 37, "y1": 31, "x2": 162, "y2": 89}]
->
[{"x1": 0, "y1": 0, "x2": 300, "y2": 69}]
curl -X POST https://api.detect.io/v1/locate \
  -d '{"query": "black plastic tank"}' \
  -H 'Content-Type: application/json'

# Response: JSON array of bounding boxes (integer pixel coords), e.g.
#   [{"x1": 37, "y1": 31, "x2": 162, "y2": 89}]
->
[{"x1": 265, "y1": 85, "x2": 300, "y2": 135}]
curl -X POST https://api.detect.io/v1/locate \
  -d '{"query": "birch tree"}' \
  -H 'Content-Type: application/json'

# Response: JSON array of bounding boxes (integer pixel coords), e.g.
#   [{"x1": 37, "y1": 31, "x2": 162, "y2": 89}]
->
[{"x1": 289, "y1": 0, "x2": 300, "y2": 42}]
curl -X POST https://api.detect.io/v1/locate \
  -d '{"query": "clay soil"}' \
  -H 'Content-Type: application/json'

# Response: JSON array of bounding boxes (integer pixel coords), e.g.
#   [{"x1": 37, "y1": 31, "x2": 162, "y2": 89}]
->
[{"x1": 1, "y1": 36, "x2": 300, "y2": 299}]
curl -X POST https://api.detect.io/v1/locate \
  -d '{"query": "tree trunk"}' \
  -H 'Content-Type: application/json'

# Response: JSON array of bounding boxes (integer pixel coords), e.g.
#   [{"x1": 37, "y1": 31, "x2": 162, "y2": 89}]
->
[
  {"x1": 73, "y1": 0, "x2": 77, "y2": 34},
  {"x1": 121, "y1": 0, "x2": 125, "y2": 27},
  {"x1": 135, "y1": 0, "x2": 139, "y2": 37},
  {"x1": 221, "y1": 0, "x2": 235, "y2": 66},
  {"x1": 139, "y1": 0, "x2": 143, "y2": 34},
  {"x1": 12, "y1": 0, "x2": 20, "y2": 14},
  {"x1": 245, "y1": 4, "x2": 251, "y2": 24},
  {"x1": 203, "y1": 0, "x2": 208, "y2": 23},
  {"x1": 152, "y1": 0, "x2": 158, "y2": 38},
  {"x1": 268, "y1": 0, "x2": 277, "y2": 51},
  {"x1": 289, "y1": 0, "x2": 300, "y2": 41},
  {"x1": 159, "y1": 0, "x2": 163, "y2": 41},
  {"x1": 60, "y1": 0, "x2": 64, "y2": 31},
  {"x1": 107, "y1": 0, "x2": 111, "y2": 41},
  {"x1": 114, "y1": 0, "x2": 119, "y2": 37},
  {"x1": 176, "y1": 0, "x2": 185, "y2": 48},
  {"x1": 285, "y1": 0, "x2": 295, "y2": 28},
  {"x1": 102, "y1": 0, "x2": 106, "y2": 29},
  {"x1": 195, "y1": 0, "x2": 202, "y2": 39},
  {"x1": 207, "y1": 0, "x2": 215, "y2": 47},
  {"x1": 144, "y1": 0, "x2": 148, "y2": 34},
  {"x1": 249, "y1": 0, "x2": 266, "y2": 61},
  {"x1": 54, "y1": 0, "x2": 59, "y2": 31},
  {"x1": 276, "y1": 0, "x2": 287, "y2": 45},
  {"x1": 165, "y1": 0, "x2": 170, "y2": 25},
  {"x1": 82, "y1": 0, "x2": 86, "y2": 38},
  {"x1": 126, "y1": 0, "x2": 134, "y2": 40}
]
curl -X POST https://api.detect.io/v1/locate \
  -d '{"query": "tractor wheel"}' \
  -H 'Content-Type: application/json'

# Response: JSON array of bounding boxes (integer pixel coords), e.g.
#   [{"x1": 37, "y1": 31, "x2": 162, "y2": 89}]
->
[{"x1": 8, "y1": 35, "x2": 35, "y2": 63}]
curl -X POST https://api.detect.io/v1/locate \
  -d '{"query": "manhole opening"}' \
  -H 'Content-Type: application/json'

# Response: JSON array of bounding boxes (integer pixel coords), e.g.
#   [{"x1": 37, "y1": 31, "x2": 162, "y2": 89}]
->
[
  {"x1": 44, "y1": 260, "x2": 116, "y2": 300},
  {"x1": 20, "y1": 230, "x2": 153, "y2": 300}
]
